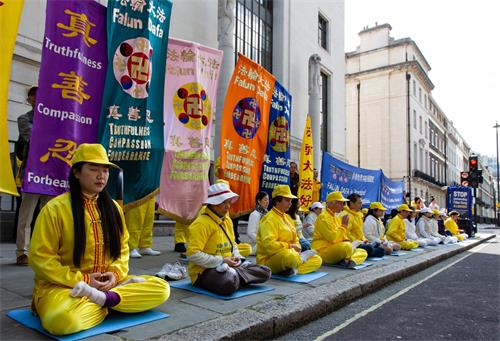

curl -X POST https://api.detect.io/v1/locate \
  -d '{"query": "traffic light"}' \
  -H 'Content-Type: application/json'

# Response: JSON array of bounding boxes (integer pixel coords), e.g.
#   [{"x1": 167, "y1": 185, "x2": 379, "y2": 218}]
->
[
  {"x1": 469, "y1": 171, "x2": 479, "y2": 188},
  {"x1": 469, "y1": 156, "x2": 478, "y2": 172},
  {"x1": 477, "y1": 169, "x2": 483, "y2": 184},
  {"x1": 460, "y1": 171, "x2": 469, "y2": 187}
]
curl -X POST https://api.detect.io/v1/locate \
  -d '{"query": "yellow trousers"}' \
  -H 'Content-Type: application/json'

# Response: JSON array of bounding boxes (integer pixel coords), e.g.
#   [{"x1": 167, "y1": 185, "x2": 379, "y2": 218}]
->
[
  {"x1": 125, "y1": 197, "x2": 155, "y2": 249},
  {"x1": 260, "y1": 249, "x2": 322, "y2": 274},
  {"x1": 33, "y1": 275, "x2": 169, "y2": 336},
  {"x1": 399, "y1": 240, "x2": 420, "y2": 250},
  {"x1": 237, "y1": 243, "x2": 252, "y2": 257},
  {"x1": 317, "y1": 241, "x2": 368, "y2": 265},
  {"x1": 174, "y1": 221, "x2": 190, "y2": 244}
]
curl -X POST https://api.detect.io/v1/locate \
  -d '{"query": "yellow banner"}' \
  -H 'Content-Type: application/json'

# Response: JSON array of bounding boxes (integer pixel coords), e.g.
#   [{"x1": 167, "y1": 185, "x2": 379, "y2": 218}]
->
[
  {"x1": 0, "y1": 0, "x2": 24, "y2": 196},
  {"x1": 298, "y1": 115, "x2": 314, "y2": 211}
]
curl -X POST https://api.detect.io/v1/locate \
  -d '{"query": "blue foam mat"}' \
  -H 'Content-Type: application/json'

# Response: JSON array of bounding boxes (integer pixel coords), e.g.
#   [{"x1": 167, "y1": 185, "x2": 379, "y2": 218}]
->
[
  {"x1": 271, "y1": 271, "x2": 328, "y2": 283},
  {"x1": 169, "y1": 279, "x2": 274, "y2": 300},
  {"x1": 410, "y1": 248, "x2": 425, "y2": 252},
  {"x1": 389, "y1": 251, "x2": 408, "y2": 256},
  {"x1": 7, "y1": 308, "x2": 169, "y2": 341},
  {"x1": 329, "y1": 262, "x2": 373, "y2": 270},
  {"x1": 367, "y1": 256, "x2": 386, "y2": 261}
]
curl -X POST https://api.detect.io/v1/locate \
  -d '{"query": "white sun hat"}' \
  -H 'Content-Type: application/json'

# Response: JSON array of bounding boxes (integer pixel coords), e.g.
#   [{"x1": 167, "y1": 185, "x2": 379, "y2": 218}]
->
[
  {"x1": 204, "y1": 182, "x2": 239, "y2": 205},
  {"x1": 420, "y1": 207, "x2": 433, "y2": 214}
]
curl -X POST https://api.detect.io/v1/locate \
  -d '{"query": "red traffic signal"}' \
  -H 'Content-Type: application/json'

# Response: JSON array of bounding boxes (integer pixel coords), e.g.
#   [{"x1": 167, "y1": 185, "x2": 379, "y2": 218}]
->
[
  {"x1": 469, "y1": 156, "x2": 478, "y2": 172},
  {"x1": 460, "y1": 171, "x2": 469, "y2": 187}
]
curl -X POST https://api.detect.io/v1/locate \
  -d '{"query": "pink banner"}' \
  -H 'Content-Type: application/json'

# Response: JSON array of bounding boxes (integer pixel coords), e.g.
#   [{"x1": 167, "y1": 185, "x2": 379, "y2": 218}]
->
[{"x1": 158, "y1": 38, "x2": 223, "y2": 223}]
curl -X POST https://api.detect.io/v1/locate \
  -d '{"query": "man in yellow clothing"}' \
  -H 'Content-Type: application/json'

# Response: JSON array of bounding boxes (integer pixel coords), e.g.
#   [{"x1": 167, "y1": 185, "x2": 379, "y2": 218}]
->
[
  {"x1": 29, "y1": 144, "x2": 169, "y2": 335},
  {"x1": 256, "y1": 185, "x2": 322, "y2": 276},
  {"x1": 311, "y1": 168, "x2": 322, "y2": 203},
  {"x1": 386, "y1": 204, "x2": 420, "y2": 250},
  {"x1": 125, "y1": 196, "x2": 161, "y2": 258},
  {"x1": 444, "y1": 211, "x2": 468, "y2": 241},
  {"x1": 339, "y1": 193, "x2": 385, "y2": 258},
  {"x1": 312, "y1": 191, "x2": 368, "y2": 268},
  {"x1": 187, "y1": 182, "x2": 271, "y2": 295}
]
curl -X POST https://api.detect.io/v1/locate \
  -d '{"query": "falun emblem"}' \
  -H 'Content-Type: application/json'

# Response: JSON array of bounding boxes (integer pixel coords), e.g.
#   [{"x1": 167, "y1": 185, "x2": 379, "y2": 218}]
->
[
  {"x1": 173, "y1": 82, "x2": 211, "y2": 130},
  {"x1": 269, "y1": 116, "x2": 289, "y2": 152},
  {"x1": 232, "y1": 97, "x2": 261, "y2": 139},
  {"x1": 113, "y1": 37, "x2": 152, "y2": 99}
]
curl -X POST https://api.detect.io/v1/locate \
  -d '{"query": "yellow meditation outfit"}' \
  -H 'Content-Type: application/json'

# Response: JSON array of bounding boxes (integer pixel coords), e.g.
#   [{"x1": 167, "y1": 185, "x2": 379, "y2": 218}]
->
[
  {"x1": 339, "y1": 206, "x2": 366, "y2": 242},
  {"x1": 124, "y1": 196, "x2": 155, "y2": 250},
  {"x1": 174, "y1": 221, "x2": 190, "y2": 244},
  {"x1": 312, "y1": 208, "x2": 367, "y2": 265},
  {"x1": 29, "y1": 192, "x2": 169, "y2": 336},
  {"x1": 386, "y1": 214, "x2": 419, "y2": 250},
  {"x1": 186, "y1": 206, "x2": 236, "y2": 283},
  {"x1": 444, "y1": 218, "x2": 465, "y2": 241},
  {"x1": 312, "y1": 179, "x2": 322, "y2": 203},
  {"x1": 256, "y1": 207, "x2": 322, "y2": 274}
]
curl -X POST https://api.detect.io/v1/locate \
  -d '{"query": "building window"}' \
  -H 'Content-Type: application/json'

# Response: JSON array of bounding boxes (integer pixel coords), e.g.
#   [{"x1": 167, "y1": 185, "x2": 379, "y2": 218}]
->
[
  {"x1": 418, "y1": 88, "x2": 422, "y2": 102},
  {"x1": 318, "y1": 14, "x2": 328, "y2": 50},
  {"x1": 424, "y1": 94, "x2": 427, "y2": 109},
  {"x1": 419, "y1": 116, "x2": 422, "y2": 134},
  {"x1": 425, "y1": 121, "x2": 428, "y2": 138},
  {"x1": 320, "y1": 71, "x2": 329, "y2": 151},
  {"x1": 413, "y1": 110, "x2": 417, "y2": 129},
  {"x1": 419, "y1": 147, "x2": 423, "y2": 171},
  {"x1": 413, "y1": 80, "x2": 416, "y2": 96},
  {"x1": 414, "y1": 143, "x2": 418, "y2": 170},
  {"x1": 234, "y1": 0, "x2": 273, "y2": 72}
]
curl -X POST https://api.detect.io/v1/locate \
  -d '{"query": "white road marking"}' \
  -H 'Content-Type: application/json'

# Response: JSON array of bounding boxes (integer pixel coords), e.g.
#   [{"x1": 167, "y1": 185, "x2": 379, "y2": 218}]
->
[{"x1": 314, "y1": 242, "x2": 490, "y2": 341}]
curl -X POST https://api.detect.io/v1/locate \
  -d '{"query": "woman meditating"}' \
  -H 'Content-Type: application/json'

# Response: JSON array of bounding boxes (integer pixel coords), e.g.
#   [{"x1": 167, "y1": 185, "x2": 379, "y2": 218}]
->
[{"x1": 29, "y1": 144, "x2": 169, "y2": 335}]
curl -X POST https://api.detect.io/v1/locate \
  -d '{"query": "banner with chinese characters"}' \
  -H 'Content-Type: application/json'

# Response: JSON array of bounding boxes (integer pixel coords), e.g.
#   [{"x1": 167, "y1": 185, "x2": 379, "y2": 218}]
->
[
  {"x1": 259, "y1": 81, "x2": 292, "y2": 202},
  {"x1": 220, "y1": 54, "x2": 275, "y2": 217},
  {"x1": 158, "y1": 38, "x2": 223, "y2": 224},
  {"x1": 0, "y1": 0, "x2": 24, "y2": 196},
  {"x1": 98, "y1": 0, "x2": 172, "y2": 208},
  {"x1": 320, "y1": 151, "x2": 382, "y2": 206},
  {"x1": 380, "y1": 172, "x2": 404, "y2": 210},
  {"x1": 297, "y1": 115, "x2": 314, "y2": 211},
  {"x1": 22, "y1": 0, "x2": 107, "y2": 196}
]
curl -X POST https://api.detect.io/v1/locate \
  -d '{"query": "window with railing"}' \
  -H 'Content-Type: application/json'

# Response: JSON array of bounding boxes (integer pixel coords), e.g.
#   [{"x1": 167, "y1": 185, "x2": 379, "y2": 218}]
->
[{"x1": 234, "y1": 0, "x2": 273, "y2": 72}]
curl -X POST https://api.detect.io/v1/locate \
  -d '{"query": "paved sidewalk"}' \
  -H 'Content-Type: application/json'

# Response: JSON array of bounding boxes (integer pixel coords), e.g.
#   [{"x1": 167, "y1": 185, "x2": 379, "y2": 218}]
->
[{"x1": 0, "y1": 230, "x2": 496, "y2": 340}]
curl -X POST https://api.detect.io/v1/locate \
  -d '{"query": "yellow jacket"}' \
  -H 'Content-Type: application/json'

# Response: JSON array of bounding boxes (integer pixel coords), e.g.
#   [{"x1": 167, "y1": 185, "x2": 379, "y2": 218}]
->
[
  {"x1": 29, "y1": 192, "x2": 129, "y2": 290},
  {"x1": 256, "y1": 207, "x2": 299, "y2": 264},
  {"x1": 386, "y1": 214, "x2": 407, "y2": 242},
  {"x1": 311, "y1": 208, "x2": 349, "y2": 252},
  {"x1": 339, "y1": 206, "x2": 366, "y2": 241},
  {"x1": 444, "y1": 218, "x2": 460, "y2": 236},
  {"x1": 186, "y1": 206, "x2": 235, "y2": 283}
]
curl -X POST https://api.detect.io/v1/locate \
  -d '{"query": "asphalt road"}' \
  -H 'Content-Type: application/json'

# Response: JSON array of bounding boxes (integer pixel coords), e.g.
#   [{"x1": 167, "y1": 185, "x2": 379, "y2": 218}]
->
[{"x1": 278, "y1": 236, "x2": 500, "y2": 341}]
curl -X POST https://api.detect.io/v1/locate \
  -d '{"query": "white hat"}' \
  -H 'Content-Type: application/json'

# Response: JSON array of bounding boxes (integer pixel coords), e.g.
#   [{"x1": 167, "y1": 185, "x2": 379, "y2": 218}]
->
[
  {"x1": 311, "y1": 202, "x2": 324, "y2": 210},
  {"x1": 204, "y1": 183, "x2": 239, "y2": 205},
  {"x1": 420, "y1": 207, "x2": 433, "y2": 214}
]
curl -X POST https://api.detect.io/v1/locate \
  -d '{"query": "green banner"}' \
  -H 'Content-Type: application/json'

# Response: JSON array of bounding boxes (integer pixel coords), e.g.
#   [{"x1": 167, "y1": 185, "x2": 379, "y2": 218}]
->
[{"x1": 98, "y1": 0, "x2": 172, "y2": 207}]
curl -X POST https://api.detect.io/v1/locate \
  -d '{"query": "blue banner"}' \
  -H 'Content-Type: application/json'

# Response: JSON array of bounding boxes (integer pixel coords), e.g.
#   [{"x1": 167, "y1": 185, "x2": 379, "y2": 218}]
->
[
  {"x1": 380, "y1": 172, "x2": 404, "y2": 210},
  {"x1": 446, "y1": 186, "x2": 472, "y2": 219},
  {"x1": 260, "y1": 81, "x2": 292, "y2": 200},
  {"x1": 320, "y1": 152, "x2": 381, "y2": 206},
  {"x1": 98, "y1": 0, "x2": 172, "y2": 206}
]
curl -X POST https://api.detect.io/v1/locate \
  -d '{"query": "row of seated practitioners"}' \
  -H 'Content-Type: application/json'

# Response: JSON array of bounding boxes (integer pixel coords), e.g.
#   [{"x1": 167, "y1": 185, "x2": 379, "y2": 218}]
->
[
  {"x1": 27, "y1": 144, "x2": 468, "y2": 335},
  {"x1": 185, "y1": 182, "x2": 468, "y2": 296}
]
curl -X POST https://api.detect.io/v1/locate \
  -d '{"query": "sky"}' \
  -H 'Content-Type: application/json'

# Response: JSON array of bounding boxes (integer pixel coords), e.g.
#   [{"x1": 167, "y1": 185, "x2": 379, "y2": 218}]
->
[{"x1": 345, "y1": 0, "x2": 500, "y2": 157}]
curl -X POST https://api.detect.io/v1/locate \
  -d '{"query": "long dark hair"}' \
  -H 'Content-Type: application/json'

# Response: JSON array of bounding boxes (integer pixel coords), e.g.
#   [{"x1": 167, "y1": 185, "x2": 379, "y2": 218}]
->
[
  {"x1": 70, "y1": 162, "x2": 123, "y2": 267},
  {"x1": 287, "y1": 199, "x2": 299, "y2": 220}
]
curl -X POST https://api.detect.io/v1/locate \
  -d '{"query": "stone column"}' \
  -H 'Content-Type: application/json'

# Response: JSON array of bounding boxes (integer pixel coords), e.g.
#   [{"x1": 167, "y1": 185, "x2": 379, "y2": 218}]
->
[
  {"x1": 308, "y1": 54, "x2": 322, "y2": 173},
  {"x1": 214, "y1": 0, "x2": 236, "y2": 162}
]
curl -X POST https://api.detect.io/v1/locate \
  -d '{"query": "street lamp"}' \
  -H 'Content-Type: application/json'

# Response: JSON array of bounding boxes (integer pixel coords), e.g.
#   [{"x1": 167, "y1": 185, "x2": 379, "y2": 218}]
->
[{"x1": 494, "y1": 121, "x2": 500, "y2": 226}]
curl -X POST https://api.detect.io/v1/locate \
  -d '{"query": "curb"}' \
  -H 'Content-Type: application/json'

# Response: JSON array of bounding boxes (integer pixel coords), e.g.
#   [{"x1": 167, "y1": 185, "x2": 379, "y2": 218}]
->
[{"x1": 155, "y1": 234, "x2": 496, "y2": 341}]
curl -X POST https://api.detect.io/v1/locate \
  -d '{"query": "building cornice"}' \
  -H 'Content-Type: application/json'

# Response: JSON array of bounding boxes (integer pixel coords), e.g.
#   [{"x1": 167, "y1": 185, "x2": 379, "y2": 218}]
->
[{"x1": 345, "y1": 60, "x2": 434, "y2": 90}]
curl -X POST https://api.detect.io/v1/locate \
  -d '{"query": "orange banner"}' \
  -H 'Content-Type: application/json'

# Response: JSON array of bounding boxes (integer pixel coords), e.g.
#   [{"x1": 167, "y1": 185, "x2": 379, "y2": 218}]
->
[
  {"x1": 298, "y1": 115, "x2": 314, "y2": 211},
  {"x1": 220, "y1": 54, "x2": 275, "y2": 217}
]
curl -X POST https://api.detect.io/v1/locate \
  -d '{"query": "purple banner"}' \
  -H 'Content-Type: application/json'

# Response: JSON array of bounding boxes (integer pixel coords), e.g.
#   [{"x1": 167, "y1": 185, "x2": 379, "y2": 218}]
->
[{"x1": 22, "y1": 0, "x2": 107, "y2": 196}]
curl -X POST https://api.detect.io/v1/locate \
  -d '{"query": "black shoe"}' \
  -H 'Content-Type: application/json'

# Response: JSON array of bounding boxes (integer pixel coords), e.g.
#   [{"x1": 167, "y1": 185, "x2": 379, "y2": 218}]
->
[
  {"x1": 174, "y1": 243, "x2": 186, "y2": 253},
  {"x1": 278, "y1": 268, "x2": 297, "y2": 277}
]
